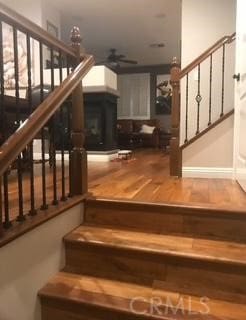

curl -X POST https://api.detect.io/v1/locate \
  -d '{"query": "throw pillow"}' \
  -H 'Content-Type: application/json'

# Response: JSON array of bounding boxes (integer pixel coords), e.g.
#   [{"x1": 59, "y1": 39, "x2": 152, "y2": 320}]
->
[{"x1": 140, "y1": 124, "x2": 155, "y2": 134}]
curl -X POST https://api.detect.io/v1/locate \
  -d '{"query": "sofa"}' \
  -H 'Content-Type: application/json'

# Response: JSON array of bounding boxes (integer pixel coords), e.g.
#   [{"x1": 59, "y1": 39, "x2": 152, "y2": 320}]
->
[{"x1": 117, "y1": 119, "x2": 160, "y2": 149}]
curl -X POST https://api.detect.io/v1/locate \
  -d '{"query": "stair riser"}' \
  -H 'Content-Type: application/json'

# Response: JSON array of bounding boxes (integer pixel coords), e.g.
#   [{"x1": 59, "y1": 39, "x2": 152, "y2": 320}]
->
[
  {"x1": 41, "y1": 297, "x2": 215, "y2": 320},
  {"x1": 65, "y1": 242, "x2": 246, "y2": 304},
  {"x1": 85, "y1": 206, "x2": 246, "y2": 243},
  {"x1": 41, "y1": 299, "x2": 157, "y2": 320}
]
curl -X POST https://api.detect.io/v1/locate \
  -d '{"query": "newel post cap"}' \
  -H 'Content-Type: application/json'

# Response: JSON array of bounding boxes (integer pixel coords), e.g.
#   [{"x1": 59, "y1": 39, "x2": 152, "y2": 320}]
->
[
  {"x1": 171, "y1": 57, "x2": 179, "y2": 67},
  {"x1": 70, "y1": 26, "x2": 82, "y2": 47}
]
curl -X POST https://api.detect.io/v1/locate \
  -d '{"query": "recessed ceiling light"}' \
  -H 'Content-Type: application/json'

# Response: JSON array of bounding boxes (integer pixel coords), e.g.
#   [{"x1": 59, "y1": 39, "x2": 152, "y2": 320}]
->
[
  {"x1": 149, "y1": 43, "x2": 165, "y2": 48},
  {"x1": 72, "y1": 15, "x2": 83, "y2": 21},
  {"x1": 155, "y1": 13, "x2": 166, "y2": 19}
]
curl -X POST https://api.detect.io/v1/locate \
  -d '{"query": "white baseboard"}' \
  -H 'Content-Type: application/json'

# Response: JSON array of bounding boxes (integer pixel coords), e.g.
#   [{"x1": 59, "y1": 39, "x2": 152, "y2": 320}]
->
[
  {"x1": 87, "y1": 152, "x2": 118, "y2": 162},
  {"x1": 182, "y1": 166, "x2": 233, "y2": 179},
  {"x1": 34, "y1": 151, "x2": 119, "y2": 162}
]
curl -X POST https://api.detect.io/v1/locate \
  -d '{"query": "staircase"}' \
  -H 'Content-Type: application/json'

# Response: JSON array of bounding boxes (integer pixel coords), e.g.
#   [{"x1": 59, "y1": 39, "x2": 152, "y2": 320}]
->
[
  {"x1": 1, "y1": 5, "x2": 245, "y2": 320},
  {"x1": 39, "y1": 199, "x2": 246, "y2": 319},
  {"x1": 170, "y1": 33, "x2": 236, "y2": 177}
]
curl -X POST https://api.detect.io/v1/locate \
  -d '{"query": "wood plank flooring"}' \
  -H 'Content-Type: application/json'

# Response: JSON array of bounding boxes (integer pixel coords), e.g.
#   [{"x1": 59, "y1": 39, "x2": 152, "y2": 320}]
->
[
  {"x1": 38, "y1": 149, "x2": 246, "y2": 320},
  {"x1": 4, "y1": 149, "x2": 246, "y2": 223},
  {"x1": 88, "y1": 149, "x2": 246, "y2": 210}
]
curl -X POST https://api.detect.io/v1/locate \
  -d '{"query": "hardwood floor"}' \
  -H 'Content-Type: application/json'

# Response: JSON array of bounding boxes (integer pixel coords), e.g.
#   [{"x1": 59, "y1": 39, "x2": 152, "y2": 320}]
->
[
  {"x1": 88, "y1": 149, "x2": 246, "y2": 210},
  {"x1": 4, "y1": 149, "x2": 246, "y2": 223},
  {"x1": 36, "y1": 149, "x2": 246, "y2": 320}
]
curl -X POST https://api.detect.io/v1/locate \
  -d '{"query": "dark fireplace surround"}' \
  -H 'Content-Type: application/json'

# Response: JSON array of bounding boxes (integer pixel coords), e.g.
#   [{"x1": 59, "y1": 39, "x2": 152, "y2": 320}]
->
[{"x1": 84, "y1": 92, "x2": 118, "y2": 151}]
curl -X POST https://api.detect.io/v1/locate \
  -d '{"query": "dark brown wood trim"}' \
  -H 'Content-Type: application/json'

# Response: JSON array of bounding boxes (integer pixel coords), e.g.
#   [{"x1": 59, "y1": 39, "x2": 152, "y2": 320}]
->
[
  {"x1": 0, "y1": 54, "x2": 95, "y2": 176},
  {"x1": 0, "y1": 176, "x2": 2, "y2": 237},
  {"x1": 170, "y1": 58, "x2": 182, "y2": 177},
  {"x1": 180, "y1": 109, "x2": 234, "y2": 150},
  {"x1": 0, "y1": 2, "x2": 76, "y2": 58},
  {"x1": 116, "y1": 64, "x2": 171, "y2": 75},
  {"x1": 0, "y1": 195, "x2": 87, "y2": 248},
  {"x1": 70, "y1": 27, "x2": 88, "y2": 195},
  {"x1": 180, "y1": 33, "x2": 236, "y2": 79}
]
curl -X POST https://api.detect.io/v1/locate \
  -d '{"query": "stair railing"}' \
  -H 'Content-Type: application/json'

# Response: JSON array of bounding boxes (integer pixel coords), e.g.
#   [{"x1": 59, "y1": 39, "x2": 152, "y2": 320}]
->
[
  {"x1": 170, "y1": 32, "x2": 236, "y2": 177},
  {"x1": 0, "y1": 3, "x2": 94, "y2": 238}
]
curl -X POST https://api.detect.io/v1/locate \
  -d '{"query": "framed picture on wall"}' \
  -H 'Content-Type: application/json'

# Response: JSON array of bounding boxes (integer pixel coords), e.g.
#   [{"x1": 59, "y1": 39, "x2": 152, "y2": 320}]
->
[
  {"x1": 47, "y1": 21, "x2": 58, "y2": 38},
  {"x1": 155, "y1": 74, "x2": 172, "y2": 115},
  {"x1": 45, "y1": 21, "x2": 59, "y2": 68}
]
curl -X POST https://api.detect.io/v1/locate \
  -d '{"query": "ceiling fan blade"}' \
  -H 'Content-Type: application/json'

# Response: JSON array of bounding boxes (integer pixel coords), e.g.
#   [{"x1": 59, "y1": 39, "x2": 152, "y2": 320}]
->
[
  {"x1": 115, "y1": 54, "x2": 125, "y2": 59},
  {"x1": 96, "y1": 60, "x2": 109, "y2": 65},
  {"x1": 118, "y1": 59, "x2": 138, "y2": 64}
]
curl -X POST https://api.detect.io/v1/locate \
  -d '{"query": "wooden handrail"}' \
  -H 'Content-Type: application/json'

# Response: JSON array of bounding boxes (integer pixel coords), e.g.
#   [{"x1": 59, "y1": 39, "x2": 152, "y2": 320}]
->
[
  {"x1": 180, "y1": 32, "x2": 236, "y2": 78},
  {"x1": 0, "y1": 54, "x2": 95, "y2": 176},
  {"x1": 0, "y1": 2, "x2": 76, "y2": 58}
]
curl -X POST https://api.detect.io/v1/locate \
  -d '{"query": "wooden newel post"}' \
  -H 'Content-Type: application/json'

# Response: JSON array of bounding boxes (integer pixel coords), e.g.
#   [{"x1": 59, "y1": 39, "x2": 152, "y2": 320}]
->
[
  {"x1": 70, "y1": 27, "x2": 88, "y2": 195},
  {"x1": 0, "y1": 176, "x2": 3, "y2": 237},
  {"x1": 170, "y1": 57, "x2": 182, "y2": 177}
]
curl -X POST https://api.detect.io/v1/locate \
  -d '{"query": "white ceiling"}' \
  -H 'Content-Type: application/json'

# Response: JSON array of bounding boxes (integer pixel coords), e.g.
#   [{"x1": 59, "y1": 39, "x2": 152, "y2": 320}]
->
[{"x1": 52, "y1": 0, "x2": 181, "y2": 66}]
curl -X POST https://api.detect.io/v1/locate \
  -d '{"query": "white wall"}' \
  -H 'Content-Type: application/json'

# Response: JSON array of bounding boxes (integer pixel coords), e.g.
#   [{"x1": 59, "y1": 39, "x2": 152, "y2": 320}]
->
[
  {"x1": 181, "y1": 0, "x2": 236, "y2": 172},
  {"x1": 3, "y1": 0, "x2": 42, "y2": 24},
  {"x1": 0, "y1": 203, "x2": 83, "y2": 320},
  {"x1": 3, "y1": 0, "x2": 61, "y2": 35},
  {"x1": 183, "y1": 115, "x2": 234, "y2": 178},
  {"x1": 41, "y1": 0, "x2": 61, "y2": 39}
]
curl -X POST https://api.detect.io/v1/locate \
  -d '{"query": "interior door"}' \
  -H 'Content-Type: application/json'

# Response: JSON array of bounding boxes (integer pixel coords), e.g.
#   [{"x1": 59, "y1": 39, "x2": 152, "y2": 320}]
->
[{"x1": 234, "y1": 0, "x2": 246, "y2": 191}]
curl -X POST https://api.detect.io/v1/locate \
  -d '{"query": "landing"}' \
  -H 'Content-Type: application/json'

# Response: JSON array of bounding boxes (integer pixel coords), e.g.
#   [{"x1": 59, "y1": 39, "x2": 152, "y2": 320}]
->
[
  {"x1": 6, "y1": 149, "x2": 246, "y2": 223},
  {"x1": 88, "y1": 149, "x2": 246, "y2": 210}
]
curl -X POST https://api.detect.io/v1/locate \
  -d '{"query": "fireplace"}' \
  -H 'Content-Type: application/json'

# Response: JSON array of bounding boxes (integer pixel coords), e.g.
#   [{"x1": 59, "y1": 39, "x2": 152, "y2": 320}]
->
[{"x1": 84, "y1": 92, "x2": 118, "y2": 151}]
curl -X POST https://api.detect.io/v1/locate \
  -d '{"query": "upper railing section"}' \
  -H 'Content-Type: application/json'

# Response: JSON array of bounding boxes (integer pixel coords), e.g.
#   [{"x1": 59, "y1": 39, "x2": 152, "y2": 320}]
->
[
  {"x1": 0, "y1": 3, "x2": 94, "y2": 241},
  {"x1": 169, "y1": 33, "x2": 236, "y2": 177},
  {"x1": 180, "y1": 32, "x2": 236, "y2": 79},
  {"x1": 0, "y1": 54, "x2": 94, "y2": 175}
]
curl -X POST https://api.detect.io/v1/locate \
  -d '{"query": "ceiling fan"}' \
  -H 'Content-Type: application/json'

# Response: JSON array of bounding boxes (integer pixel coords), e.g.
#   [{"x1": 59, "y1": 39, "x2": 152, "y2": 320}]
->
[{"x1": 97, "y1": 49, "x2": 138, "y2": 68}]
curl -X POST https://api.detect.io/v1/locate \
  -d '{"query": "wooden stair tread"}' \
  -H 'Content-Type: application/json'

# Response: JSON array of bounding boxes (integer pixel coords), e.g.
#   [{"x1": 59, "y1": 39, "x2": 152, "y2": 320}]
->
[
  {"x1": 65, "y1": 225, "x2": 246, "y2": 267},
  {"x1": 39, "y1": 272, "x2": 246, "y2": 320}
]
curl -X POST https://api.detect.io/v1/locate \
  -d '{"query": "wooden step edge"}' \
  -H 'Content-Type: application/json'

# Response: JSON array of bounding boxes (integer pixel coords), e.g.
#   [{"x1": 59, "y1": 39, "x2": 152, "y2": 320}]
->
[
  {"x1": 64, "y1": 233, "x2": 246, "y2": 269},
  {"x1": 85, "y1": 198, "x2": 246, "y2": 220},
  {"x1": 38, "y1": 273, "x2": 222, "y2": 320},
  {"x1": 39, "y1": 281, "x2": 166, "y2": 320}
]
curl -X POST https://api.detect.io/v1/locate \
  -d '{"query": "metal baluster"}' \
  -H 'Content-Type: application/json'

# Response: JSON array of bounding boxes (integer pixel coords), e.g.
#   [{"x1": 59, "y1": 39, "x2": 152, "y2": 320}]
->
[
  {"x1": 220, "y1": 44, "x2": 225, "y2": 117},
  {"x1": 0, "y1": 21, "x2": 4, "y2": 137},
  {"x1": 208, "y1": 54, "x2": 213, "y2": 126},
  {"x1": 39, "y1": 42, "x2": 48, "y2": 210},
  {"x1": 50, "y1": 48, "x2": 58, "y2": 205},
  {"x1": 3, "y1": 173, "x2": 11, "y2": 228},
  {"x1": 66, "y1": 56, "x2": 72, "y2": 197},
  {"x1": 0, "y1": 22, "x2": 11, "y2": 228},
  {"x1": 184, "y1": 73, "x2": 189, "y2": 143},
  {"x1": 195, "y1": 64, "x2": 202, "y2": 135},
  {"x1": 13, "y1": 28, "x2": 25, "y2": 221},
  {"x1": 59, "y1": 51, "x2": 67, "y2": 201},
  {"x1": 67, "y1": 98, "x2": 72, "y2": 197},
  {"x1": 0, "y1": 176, "x2": 2, "y2": 234},
  {"x1": 26, "y1": 34, "x2": 36, "y2": 216},
  {"x1": 66, "y1": 54, "x2": 70, "y2": 76}
]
